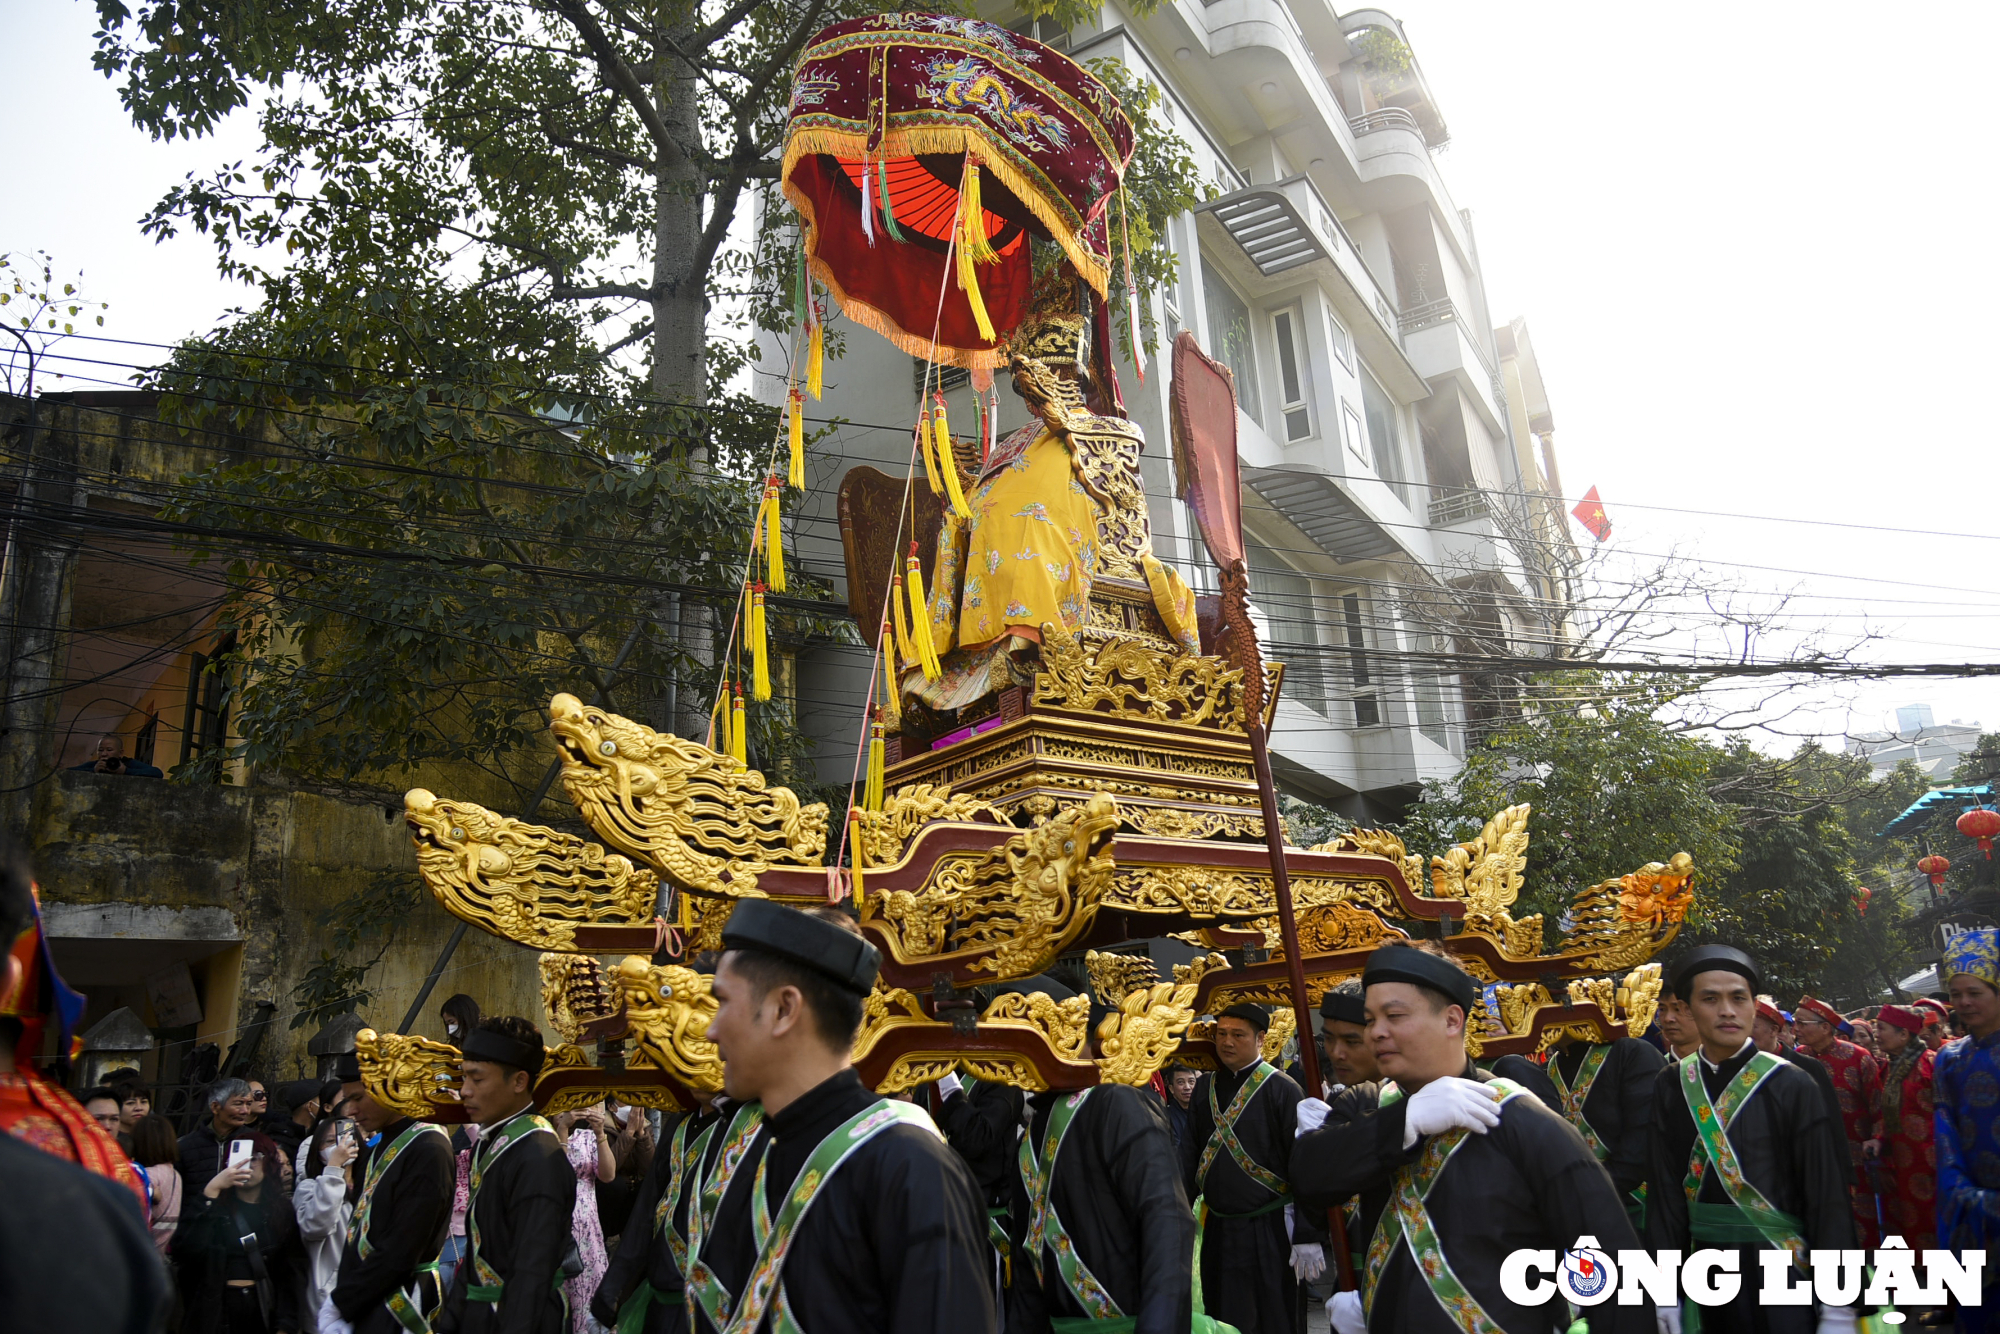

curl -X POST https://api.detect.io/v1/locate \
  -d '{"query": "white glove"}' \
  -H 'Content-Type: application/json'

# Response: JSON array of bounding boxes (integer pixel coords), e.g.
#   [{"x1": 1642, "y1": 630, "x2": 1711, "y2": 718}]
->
[
  {"x1": 1327, "y1": 1289, "x2": 1367, "y2": 1334},
  {"x1": 1400, "y1": 1077, "x2": 1502, "y2": 1149},
  {"x1": 1656, "y1": 1307, "x2": 1681, "y2": 1334},
  {"x1": 1290, "y1": 1243, "x2": 1326, "y2": 1282},
  {"x1": 318, "y1": 1293, "x2": 355, "y2": 1334},
  {"x1": 1816, "y1": 1308, "x2": 1856, "y2": 1334},
  {"x1": 1295, "y1": 1096, "x2": 1332, "y2": 1137},
  {"x1": 937, "y1": 1072, "x2": 964, "y2": 1100}
]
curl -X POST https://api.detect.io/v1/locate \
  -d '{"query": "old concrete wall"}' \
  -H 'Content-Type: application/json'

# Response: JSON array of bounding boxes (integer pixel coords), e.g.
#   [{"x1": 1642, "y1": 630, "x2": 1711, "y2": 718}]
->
[{"x1": 33, "y1": 770, "x2": 548, "y2": 1076}]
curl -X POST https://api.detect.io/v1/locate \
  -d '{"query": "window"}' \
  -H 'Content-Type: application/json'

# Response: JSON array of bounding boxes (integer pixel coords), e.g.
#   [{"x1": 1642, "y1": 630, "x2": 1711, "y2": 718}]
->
[
  {"x1": 179, "y1": 632, "x2": 237, "y2": 777},
  {"x1": 1410, "y1": 631, "x2": 1455, "y2": 751},
  {"x1": 1271, "y1": 308, "x2": 1311, "y2": 442},
  {"x1": 913, "y1": 358, "x2": 970, "y2": 396},
  {"x1": 1246, "y1": 543, "x2": 1326, "y2": 715},
  {"x1": 1202, "y1": 260, "x2": 1261, "y2": 427},
  {"x1": 134, "y1": 710, "x2": 158, "y2": 768},
  {"x1": 1359, "y1": 368, "x2": 1407, "y2": 497},
  {"x1": 1326, "y1": 309, "x2": 1352, "y2": 370},
  {"x1": 1340, "y1": 594, "x2": 1381, "y2": 726},
  {"x1": 1341, "y1": 402, "x2": 1369, "y2": 469}
]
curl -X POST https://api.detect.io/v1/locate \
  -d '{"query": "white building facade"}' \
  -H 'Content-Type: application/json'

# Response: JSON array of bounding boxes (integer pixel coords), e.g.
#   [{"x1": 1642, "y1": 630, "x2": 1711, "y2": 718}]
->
[{"x1": 766, "y1": 3, "x2": 1569, "y2": 823}]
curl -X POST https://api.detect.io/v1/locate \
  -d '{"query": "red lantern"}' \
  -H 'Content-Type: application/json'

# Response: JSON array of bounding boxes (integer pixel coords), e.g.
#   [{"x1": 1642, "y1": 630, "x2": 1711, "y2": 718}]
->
[
  {"x1": 1918, "y1": 854, "x2": 1952, "y2": 888},
  {"x1": 1853, "y1": 886, "x2": 1872, "y2": 917},
  {"x1": 1959, "y1": 807, "x2": 2000, "y2": 859}
]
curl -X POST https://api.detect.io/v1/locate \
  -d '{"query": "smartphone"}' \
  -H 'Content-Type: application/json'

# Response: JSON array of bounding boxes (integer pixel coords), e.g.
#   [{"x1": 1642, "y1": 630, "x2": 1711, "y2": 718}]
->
[
  {"x1": 335, "y1": 1119, "x2": 359, "y2": 1152},
  {"x1": 227, "y1": 1139, "x2": 254, "y2": 1170}
]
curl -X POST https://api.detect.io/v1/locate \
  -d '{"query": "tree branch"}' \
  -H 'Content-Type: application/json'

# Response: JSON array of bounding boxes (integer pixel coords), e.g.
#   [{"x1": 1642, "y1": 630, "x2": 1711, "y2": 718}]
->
[
  {"x1": 550, "y1": 0, "x2": 676, "y2": 154},
  {"x1": 552, "y1": 281, "x2": 656, "y2": 302}
]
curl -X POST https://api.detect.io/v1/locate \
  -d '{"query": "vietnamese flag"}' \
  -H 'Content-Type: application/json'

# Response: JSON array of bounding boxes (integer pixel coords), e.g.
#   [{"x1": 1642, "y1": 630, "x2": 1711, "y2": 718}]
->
[{"x1": 1572, "y1": 486, "x2": 1611, "y2": 542}]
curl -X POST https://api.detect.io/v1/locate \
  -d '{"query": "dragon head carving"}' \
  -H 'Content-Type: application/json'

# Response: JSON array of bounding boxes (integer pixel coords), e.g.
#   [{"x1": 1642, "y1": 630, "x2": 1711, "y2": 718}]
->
[
  {"x1": 547, "y1": 693, "x2": 828, "y2": 895},
  {"x1": 611, "y1": 956, "x2": 723, "y2": 1094},
  {"x1": 405, "y1": 789, "x2": 658, "y2": 950}
]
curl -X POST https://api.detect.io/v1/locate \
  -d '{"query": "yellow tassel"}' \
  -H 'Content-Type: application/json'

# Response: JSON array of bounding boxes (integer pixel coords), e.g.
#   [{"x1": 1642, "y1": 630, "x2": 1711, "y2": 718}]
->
[
  {"x1": 807, "y1": 320, "x2": 824, "y2": 400},
  {"x1": 787, "y1": 389, "x2": 805, "y2": 489},
  {"x1": 865, "y1": 713, "x2": 885, "y2": 812},
  {"x1": 848, "y1": 808, "x2": 866, "y2": 906},
  {"x1": 765, "y1": 479, "x2": 786, "y2": 593},
  {"x1": 956, "y1": 243, "x2": 996, "y2": 343},
  {"x1": 933, "y1": 402, "x2": 972, "y2": 520},
  {"x1": 729, "y1": 689, "x2": 747, "y2": 764},
  {"x1": 891, "y1": 579, "x2": 917, "y2": 671},
  {"x1": 751, "y1": 586, "x2": 771, "y2": 702},
  {"x1": 959, "y1": 163, "x2": 998, "y2": 265},
  {"x1": 905, "y1": 548, "x2": 941, "y2": 681},
  {"x1": 915, "y1": 414, "x2": 942, "y2": 496},
  {"x1": 878, "y1": 631, "x2": 902, "y2": 730},
  {"x1": 787, "y1": 391, "x2": 806, "y2": 490},
  {"x1": 708, "y1": 684, "x2": 729, "y2": 752},
  {"x1": 675, "y1": 888, "x2": 694, "y2": 931}
]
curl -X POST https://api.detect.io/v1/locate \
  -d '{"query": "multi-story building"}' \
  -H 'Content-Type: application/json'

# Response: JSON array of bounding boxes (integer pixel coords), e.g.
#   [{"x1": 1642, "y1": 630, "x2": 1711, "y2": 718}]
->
[
  {"x1": 772, "y1": 3, "x2": 1571, "y2": 822},
  {"x1": 1848, "y1": 704, "x2": 1988, "y2": 782}
]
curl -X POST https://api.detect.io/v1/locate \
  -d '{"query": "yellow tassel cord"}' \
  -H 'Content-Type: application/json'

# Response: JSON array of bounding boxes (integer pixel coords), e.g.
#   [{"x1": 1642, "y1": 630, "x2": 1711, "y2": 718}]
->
[
  {"x1": 787, "y1": 388, "x2": 805, "y2": 489},
  {"x1": 890, "y1": 579, "x2": 918, "y2": 671},
  {"x1": 905, "y1": 547, "x2": 942, "y2": 681},
  {"x1": 933, "y1": 400, "x2": 971, "y2": 519},
  {"x1": 751, "y1": 586, "x2": 771, "y2": 702},
  {"x1": 864, "y1": 712, "x2": 886, "y2": 812},
  {"x1": 729, "y1": 689, "x2": 748, "y2": 764},
  {"x1": 955, "y1": 162, "x2": 998, "y2": 342},
  {"x1": 764, "y1": 478, "x2": 786, "y2": 592},
  {"x1": 848, "y1": 807, "x2": 867, "y2": 906},
  {"x1": 807, "y1": 318, "x2": 824, "y2": 401},
  {"x1": 675, "y1": 887, "x2": 694, "y2": 931}
]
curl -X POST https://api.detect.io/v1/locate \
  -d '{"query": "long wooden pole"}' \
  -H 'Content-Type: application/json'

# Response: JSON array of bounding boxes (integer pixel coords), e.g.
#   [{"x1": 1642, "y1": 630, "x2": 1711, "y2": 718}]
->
[{"x1": 1245, "y1": 714, "x2": 1357, "y2": 1295}]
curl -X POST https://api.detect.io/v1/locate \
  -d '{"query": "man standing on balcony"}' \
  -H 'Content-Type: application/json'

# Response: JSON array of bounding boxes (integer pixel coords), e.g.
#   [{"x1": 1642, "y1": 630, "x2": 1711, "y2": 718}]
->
[{"x1": 1185, "y1": 1002, "x2": 1325, "y2": 1334}]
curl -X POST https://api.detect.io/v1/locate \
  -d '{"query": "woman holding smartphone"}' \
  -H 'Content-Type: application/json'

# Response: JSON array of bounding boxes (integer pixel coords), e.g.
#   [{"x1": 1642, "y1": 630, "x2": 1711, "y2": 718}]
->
[
  {"x1": 294, "y1": 1116, "x2": 359, "y2": 1332},
  {"x1": 174, "y1": 1133, "x2": 307, "y2": 1333}
]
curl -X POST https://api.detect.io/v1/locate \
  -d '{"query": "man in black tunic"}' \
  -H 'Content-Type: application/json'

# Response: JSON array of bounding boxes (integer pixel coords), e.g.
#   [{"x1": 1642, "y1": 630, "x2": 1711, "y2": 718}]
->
[
  {"x1": 686, "y1": 900, "x2": 994, "y2": 1334},
  {"x1": 1645, "y1": 946, "x2": 1857, "y2": 1334},
  {"x1": 1292, "y1": 944, "x2": 1649, "y2": 1334},
  {"x1": 1492, "y1": 1028, "x2": 1663, "y2": 1225},
  {"x1": 437, "y1": 1016, "x2": 577, "y2": 1334},
  {"x1": 321, "y1": 1051, "x2": 456, "y2": 1334},
  {"x1": 592, "y1": 1095, "x2": 720, "y2": 1334},
  {"x1": 1186, "y1": 1001, "x2": 1325, "y2": 1334},
  {"x1": 1011, "y1": 1069, "x2": 1197, "y2": 1333}
]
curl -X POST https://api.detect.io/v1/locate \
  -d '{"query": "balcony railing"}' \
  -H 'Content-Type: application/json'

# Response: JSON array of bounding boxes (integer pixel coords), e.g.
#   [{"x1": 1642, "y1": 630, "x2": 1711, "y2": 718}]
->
[
  {"x1": 1428, "y1": 489, "x2": 1491, "y2": 527},
  {"x1": 1348, "y1": 107, "x2": 1423, "y2": 137},
  {"x1": 1398, "y1": 297, "x2": 1507, "y2": 404}
]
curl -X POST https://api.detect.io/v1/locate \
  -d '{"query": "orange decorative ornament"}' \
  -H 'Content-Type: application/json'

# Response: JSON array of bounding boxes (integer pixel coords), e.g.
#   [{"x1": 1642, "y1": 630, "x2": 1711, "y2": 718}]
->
[
  {"x1": 1853, "y1": 886, "x2": 1872, "y2": 916},
  {"x1": 1918, "y1": 854, "x2": 1952, "y2": 888},
  {"x1": 1958, "y1": 807, "x2": 2000, "y2": 859}
]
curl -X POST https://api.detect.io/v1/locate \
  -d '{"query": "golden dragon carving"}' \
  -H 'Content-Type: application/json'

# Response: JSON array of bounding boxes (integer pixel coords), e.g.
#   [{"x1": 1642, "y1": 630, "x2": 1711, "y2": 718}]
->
[
  {"x1": 1430, "y1": 805, "x2": 1543, "y2": 958},
  {"x1": 405, "y1": 789, "x2": 658, "y2": 951},
  {"x1": 1088, "y1": 950, "x2": 1232, "y2": 1086},
  {"x1": 611, "y1": 956, "x2": 724, "y2": 1094},
  {"x1": 355, "y1": 1028, "x2": 462, "y2": 1119},
  {"x1": 539, "y1": 953, "x2": 619, "y2": 1044},
  {"x1": 548, "y1": 693, "x2": 827, "y2": 896},
  {"x1": 984, "y1": 990, "x2": 1093, "y2": 1062},
  {"x1": 1317, "y1": 827, "x2": 1425, "y2": 896},
  {"x1": 852, "y1": 783, "x2": 1006, "y2": 869},
  {"x1": 1034, "y1": 619, "x2": 1249, "y2": 730},
  {"x1": 1556, "y1": 854, "x2": 1696, "y2": 972}
]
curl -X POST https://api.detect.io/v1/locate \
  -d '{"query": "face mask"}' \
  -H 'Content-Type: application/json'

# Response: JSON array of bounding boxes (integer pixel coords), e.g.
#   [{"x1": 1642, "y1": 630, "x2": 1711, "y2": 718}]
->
[{"x1": 446, "y1": 1023, "x2": 460, "y2": 1039}]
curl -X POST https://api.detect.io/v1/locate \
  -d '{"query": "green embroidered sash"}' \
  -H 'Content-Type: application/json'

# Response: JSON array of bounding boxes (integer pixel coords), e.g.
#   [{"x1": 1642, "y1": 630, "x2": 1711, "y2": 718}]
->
[
  {"x1": 351, "y1": 1120, "x2": 450, "y2": 1334},
  {"x1": 1548, "y1": 1046, "x2": 1611, "y2": 1161},
  {"x1": 465, "y1": 1111, "x2": 556, "y2": 1306},
  {"x1": 682, "y1": 1103, "x2": 765, "y2": 1334},
  {"x1": 616, "y1": 1114, "x2": 714, "y2": 1334},
  {"x1": 724, "y1": 1099, "x2": 937, "y2": 1334},
  {"x1": 1363, "y1": 1078, "x2": 1531, "y2": 1334},
  {"x1": 1678, "y1": 1052, "x2": 1806, "y2": 1267},
  {"x1": 1195, "y1": 1062, "x2": 1289, "y2": 1199},
  {"x1": 1019, "y1": 1089, "x2": 1123, "y2": 1321}
]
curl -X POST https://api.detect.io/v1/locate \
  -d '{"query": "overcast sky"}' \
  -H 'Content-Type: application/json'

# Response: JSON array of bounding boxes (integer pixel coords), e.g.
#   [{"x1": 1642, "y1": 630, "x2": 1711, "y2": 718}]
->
[{"x1": 4, "y1": 1, "x2": 1995, "y2": 756}]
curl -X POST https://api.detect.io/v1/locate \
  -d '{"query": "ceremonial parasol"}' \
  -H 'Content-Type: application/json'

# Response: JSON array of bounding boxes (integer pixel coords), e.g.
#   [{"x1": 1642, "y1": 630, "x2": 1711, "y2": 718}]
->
[{"x1": 781, "y1": 13, "x2": 1135, "y2": 370}]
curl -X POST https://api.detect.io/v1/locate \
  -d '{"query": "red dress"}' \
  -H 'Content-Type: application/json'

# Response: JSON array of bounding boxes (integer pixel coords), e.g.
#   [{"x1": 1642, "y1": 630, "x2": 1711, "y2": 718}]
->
[
  {"x1": 1878, "y1": 1046, "x2": 1937, "y2": 1249},
  {"x1": 1802, "y1": 1037, "x2": 1885, "y2": 1245}
]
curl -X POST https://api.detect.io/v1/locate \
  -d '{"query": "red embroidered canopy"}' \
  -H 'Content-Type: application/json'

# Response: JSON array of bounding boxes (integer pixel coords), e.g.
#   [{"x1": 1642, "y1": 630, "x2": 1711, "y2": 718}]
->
[{"x1": 781, "y1": 13, "x2": 1135, "y2": 370}]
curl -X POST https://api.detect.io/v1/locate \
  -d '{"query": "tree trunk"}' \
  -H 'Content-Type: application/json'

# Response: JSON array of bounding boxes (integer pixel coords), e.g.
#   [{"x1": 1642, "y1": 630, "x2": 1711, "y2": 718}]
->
[{"x1": 651, "y1": 38, "x2": 706, "y2": 409}]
